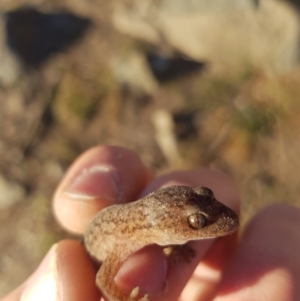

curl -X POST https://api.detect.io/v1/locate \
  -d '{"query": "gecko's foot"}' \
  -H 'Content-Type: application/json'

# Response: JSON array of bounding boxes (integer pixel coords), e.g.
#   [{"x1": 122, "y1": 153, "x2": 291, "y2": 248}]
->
[
  {"x1": 138, "y1": 294, "x2": 150, "y2": 301},
  {"x1": 164, "y1": 244, "x2": 196, "y2": 264},
  {"x1": 130, "y1": 287, "x2": 150, "y2": 301}
]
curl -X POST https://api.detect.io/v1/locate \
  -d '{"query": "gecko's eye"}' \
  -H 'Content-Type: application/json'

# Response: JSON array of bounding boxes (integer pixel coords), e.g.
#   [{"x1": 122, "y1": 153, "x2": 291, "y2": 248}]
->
[{"x1": 188, "y1": 213, "x2": 207, "y2": 229}]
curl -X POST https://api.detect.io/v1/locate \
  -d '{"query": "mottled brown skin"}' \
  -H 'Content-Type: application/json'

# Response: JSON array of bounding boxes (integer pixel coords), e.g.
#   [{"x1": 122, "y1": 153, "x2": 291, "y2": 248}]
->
[{"x1": 84, "y1": 186, "x2": 239, "y2": 301}]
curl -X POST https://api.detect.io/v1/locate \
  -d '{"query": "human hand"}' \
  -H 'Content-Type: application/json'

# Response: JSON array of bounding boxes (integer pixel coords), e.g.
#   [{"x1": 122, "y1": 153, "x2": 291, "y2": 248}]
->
[{"x1": 2, "y1": 145, "x2": 299, "y2": 301}]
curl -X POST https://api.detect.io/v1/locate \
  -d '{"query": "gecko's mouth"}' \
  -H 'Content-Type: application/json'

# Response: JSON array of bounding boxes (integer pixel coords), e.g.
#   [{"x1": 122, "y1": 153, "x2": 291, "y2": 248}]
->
[
  {"x1": 200, "y1": 211, "x2": 239, "y2": 238},
  {"x1": 215, "y1": 214, "x2": 239, "y2": 234}
]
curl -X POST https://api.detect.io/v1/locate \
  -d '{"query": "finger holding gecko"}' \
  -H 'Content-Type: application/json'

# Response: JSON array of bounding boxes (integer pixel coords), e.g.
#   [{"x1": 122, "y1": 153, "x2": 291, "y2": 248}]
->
[{"x1": 53, "y1": 145, "x2": 240, "y2": 301}]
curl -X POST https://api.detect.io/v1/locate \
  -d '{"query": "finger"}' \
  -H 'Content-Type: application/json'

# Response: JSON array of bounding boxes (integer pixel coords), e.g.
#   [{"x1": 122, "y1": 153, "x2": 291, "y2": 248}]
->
[
  {"x1": 53, "y1": 145, "x2": 152, "y2": 234},
  {"x1": 141, "y1": 168, "x2": 239, "y2": 210},
  {"x1": 0, "y1": 240, "x2": 100, "y2": 301},
  {"x1": 113, "y1": 168, "x2": 240, "y2": 301},
  {"x1": 179, "y1": 232, "x2": 238, "y2": 301},
  {"x1": 214, "y1": 204, "x2": 300, "y2": 301}
]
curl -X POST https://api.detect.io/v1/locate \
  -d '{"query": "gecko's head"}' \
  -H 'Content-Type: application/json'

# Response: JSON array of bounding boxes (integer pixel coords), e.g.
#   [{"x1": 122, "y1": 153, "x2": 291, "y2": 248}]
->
[
  {"x1": 150, "y1": 186, "x2": 239, "y2": 244},
  {"x1": 185, "y1": 186, "x2": 239, "y2": 238}
]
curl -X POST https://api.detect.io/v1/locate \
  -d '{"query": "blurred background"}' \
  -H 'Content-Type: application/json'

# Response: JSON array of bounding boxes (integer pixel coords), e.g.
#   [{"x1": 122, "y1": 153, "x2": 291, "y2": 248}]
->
[{"x1": 0, "y1": 0, "x2": 300, "y2": 296}]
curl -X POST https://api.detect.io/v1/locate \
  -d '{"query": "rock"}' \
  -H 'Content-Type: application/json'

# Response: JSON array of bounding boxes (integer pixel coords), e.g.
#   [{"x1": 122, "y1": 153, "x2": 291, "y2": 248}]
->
[
  {"x1": 43, "y1": 160, "x2": 63, "y2": 181},
  {"x1": 111, "y1": 51, "x2": 158, "y2": 94},
  {"x1": 0, "y1": 13, "x2": 22, "y2": 87},
  {"x1": 0, "y1": 174, "x2": 25, "y2": 209},
  {"x1": 153, "y1": 0, "x2": 257, "y2": 13},
  {"x1": 112, "y1": 0, "x2": 300, "y2": 74}
]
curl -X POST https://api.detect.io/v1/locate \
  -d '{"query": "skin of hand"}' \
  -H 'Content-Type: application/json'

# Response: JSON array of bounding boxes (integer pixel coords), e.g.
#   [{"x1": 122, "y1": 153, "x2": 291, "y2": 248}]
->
[{"x1": 1, "y1": 145, "x2": 300, "y2": 301}]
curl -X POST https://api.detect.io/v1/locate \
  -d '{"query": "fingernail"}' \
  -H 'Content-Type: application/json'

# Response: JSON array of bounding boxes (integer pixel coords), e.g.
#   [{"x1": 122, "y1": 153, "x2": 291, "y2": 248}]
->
[
  {"x1": 21, "y1": 245, "x2": 58, "y2": 301},
  {"x1": 64, "y1": 165, "x2": 120, "y2": 202}
]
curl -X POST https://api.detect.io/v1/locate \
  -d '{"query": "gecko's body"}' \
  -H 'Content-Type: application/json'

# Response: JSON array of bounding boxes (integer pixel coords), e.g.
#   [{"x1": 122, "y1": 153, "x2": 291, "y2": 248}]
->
[{"x1": 84, "y1": 186, "x2": 239, "y2": 301}]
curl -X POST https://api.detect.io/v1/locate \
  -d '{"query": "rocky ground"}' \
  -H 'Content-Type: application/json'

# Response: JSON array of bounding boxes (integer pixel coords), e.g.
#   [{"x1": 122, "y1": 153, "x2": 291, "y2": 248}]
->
[{"x1": 1, "y1": 0, "x2": 300, "y2": 296}]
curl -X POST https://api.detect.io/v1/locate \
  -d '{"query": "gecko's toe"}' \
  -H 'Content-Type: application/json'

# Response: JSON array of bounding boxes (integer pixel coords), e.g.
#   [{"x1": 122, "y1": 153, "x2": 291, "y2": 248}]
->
[
  {"x1": 164, "y1": 244, "x2": 196, "y2": 264},
  {"x1": 130, "y1": 287, "x2": 150, "y2": 301},
  {"x1": 139, "y1": 294, "x2": 150, "y2": 301}
]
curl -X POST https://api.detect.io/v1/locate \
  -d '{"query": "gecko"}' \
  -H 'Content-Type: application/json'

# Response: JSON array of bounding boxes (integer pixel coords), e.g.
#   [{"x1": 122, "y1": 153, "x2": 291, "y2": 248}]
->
[{"x1": 84, "y1": 185, "x2": 239, "y2": 301}]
